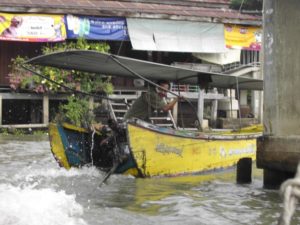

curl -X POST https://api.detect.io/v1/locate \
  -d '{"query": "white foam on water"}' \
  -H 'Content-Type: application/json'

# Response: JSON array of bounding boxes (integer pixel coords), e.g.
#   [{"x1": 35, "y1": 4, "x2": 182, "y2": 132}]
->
[
  {"x1": 14, "y1": 166, "x2": 102, "y2": 182},
  {"x1": 0, "y1": 184, "x2": 87, "y2": 225}
]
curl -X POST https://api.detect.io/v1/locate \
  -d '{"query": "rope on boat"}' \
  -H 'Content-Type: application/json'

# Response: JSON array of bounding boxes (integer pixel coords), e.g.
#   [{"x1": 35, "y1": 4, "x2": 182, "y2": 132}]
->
[{"x1": 278, "y1": 163, "x2": 300, "y2": 225}]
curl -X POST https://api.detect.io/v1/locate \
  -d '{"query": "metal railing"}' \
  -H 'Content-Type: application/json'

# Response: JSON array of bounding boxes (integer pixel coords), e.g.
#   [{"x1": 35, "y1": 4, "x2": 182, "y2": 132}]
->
[{"x1": 170, "y1": 84, "x2": 199, "y2": 93}]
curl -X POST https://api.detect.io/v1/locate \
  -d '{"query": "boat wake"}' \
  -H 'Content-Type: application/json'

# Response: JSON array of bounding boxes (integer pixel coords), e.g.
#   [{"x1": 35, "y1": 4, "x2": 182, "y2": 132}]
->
[{"x1": 0, "y1": 184, "x2": 87, "y2": 225}]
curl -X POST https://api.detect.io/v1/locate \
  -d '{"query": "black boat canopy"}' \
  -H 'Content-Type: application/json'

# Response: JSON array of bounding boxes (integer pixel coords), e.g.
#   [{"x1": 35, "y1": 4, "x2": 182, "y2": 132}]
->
[{"x1": 25, "y1": 50, "x2": 263, "y2": 90}]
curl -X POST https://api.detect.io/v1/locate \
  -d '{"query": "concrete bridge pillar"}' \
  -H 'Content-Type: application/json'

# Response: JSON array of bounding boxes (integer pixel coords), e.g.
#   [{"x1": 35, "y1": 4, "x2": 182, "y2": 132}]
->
[{"x1": 257, "y1": 0, "x2": 300, "y2": 188}]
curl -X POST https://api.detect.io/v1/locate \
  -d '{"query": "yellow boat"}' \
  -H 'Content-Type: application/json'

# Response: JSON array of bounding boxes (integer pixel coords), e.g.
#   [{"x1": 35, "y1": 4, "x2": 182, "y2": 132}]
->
[
  {"x1": 49, "y1": 119, "x2": 262, "y2": 178},
  {"x1": 127, "y1": 120, "x2": 261, "y2": 177},
  {"x1": 25, "y1": 50, "x2": 263, "y2": 179}
]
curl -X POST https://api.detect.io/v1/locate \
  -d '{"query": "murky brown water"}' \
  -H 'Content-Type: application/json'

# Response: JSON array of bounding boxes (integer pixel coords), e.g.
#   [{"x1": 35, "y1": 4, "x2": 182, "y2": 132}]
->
[{"x1": 0, "y1": 135, "x2": 299, "y2": 225}]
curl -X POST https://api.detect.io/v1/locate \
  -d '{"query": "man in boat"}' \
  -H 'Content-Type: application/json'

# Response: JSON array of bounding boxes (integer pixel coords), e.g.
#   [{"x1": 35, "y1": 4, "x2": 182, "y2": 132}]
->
[{"x1": 123, "y1": 80, "x2": 179, "y2": 121}]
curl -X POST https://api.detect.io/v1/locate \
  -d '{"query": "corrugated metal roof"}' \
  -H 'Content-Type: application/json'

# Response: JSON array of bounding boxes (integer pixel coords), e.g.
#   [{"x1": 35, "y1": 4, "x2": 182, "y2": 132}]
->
[{"x1": 0, "y1": 0, "x2": 261, "y2": 26}]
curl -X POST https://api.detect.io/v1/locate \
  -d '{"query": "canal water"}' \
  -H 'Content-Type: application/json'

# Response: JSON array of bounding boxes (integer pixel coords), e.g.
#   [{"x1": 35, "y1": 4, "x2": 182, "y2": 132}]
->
[{"x1": 0, "y1": 135, "x2": 299, "y2": 225}]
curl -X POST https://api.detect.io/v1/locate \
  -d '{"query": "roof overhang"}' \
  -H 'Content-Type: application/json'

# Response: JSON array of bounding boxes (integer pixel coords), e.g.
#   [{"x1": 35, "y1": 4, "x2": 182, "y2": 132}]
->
[
  {"x1": 0, "y1": 1, "x2": 262, "y2": 26},
  {"x1": 24, "y1": 50, "x2": 263, "y2": 91}
]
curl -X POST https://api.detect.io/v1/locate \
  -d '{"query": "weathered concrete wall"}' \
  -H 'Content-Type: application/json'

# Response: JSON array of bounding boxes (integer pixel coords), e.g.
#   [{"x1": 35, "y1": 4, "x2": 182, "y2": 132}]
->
[
  {"x1": 258, "y1": 0, "x2": 300, "y2": 185},
  {"x1": 263, "y1": 0, "x2": 300, "y2": 136}
]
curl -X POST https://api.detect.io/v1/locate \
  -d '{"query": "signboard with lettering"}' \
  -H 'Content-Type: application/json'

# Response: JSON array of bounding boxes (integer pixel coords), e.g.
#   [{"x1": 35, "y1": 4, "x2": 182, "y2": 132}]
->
[
  {"x1": 0, "y1": 13, "x2": 66, "y2": 42},
  {"x1": 65, "y1": 15, "x2": 129, "y2": 41},
  {"x1": 225, "y1": 24, "x2": 262, "y2": 51}
]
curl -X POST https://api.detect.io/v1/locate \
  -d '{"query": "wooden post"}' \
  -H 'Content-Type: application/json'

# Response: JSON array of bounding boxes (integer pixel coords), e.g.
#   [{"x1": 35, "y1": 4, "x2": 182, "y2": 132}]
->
[
  {"x1": 263, "y1": 168, "x2": 294, "y2": 190},
  {"x1": 236, "y1": 157, "x2": 252, "y2": 184},
  {"x1": 43, "y1": 95, "x2": 49, "y2": 125}
]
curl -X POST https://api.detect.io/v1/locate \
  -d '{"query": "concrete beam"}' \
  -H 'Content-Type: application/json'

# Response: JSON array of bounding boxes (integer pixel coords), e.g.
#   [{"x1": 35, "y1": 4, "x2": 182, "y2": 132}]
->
[
  {"x1": 263, "y1": 0, "x2": 300, "y2": 136},
  {"x1": 0, "y1": 95, "x2": 2, "y2": 125},
  {"x1": 258, "y1": 0, "x2": 300, "y2": 186},
  {"x1": 0, "y1": 124, "x2": 48, "y2": 128},
  {"x1": 0, "y1": 93, "x2": 69, "y2": 100},
  {"x1": 257, "y1": 136, "x2": 300, "y2": 173}
]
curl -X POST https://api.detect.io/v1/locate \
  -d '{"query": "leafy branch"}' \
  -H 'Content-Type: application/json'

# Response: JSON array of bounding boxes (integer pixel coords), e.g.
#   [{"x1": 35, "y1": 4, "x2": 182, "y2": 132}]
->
[{"x1": 8, "y1": 38, "x2": 113, "y2": 127}]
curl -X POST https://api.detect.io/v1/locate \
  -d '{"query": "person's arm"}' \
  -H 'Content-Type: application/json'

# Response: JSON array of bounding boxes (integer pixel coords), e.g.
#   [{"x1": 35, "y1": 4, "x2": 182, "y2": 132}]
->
[{"x1": 162, "y1": 97, "x2": 179, "y2": 112}]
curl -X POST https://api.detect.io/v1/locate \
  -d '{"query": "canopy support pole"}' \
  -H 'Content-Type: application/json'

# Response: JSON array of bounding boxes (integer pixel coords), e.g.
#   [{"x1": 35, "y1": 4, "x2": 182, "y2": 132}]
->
[{"x1": 197, "y1": 88, "x2": 204, "y2": 131}]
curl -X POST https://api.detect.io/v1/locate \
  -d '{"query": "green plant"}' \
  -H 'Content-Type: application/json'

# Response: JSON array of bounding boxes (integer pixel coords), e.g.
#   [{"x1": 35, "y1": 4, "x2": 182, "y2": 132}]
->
[
  {"x1": 10, "y1": 128, "x2": 26, "y2": 136},
  {"x1": 7, "y1": 56, "x2": 32, "y2": 90},
  {"x1": 8, "y1": 38, "x2": 113, "y2": 127},
  {"x1": 0, "y1": 128, "x2": 9, "y2": 135},
  {"x1": 11, "y1": 38, "x2": 112, "y2": 93},
  {"x1": 58, "y1": 95, "x2": 95, "y2": 127},
  {"x1": 32, "y1": 129, "x2": 48, "y2": 135}
]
